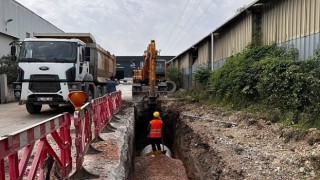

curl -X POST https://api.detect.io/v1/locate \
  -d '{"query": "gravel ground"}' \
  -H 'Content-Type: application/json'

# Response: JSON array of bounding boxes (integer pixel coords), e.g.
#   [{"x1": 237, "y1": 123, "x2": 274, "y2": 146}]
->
[
  {"x1": 169, "y1": 99, "x2": 320, "y2": 180},
  {"x1": 133, "y1": 154, "x2": 188, "y2": 180}
]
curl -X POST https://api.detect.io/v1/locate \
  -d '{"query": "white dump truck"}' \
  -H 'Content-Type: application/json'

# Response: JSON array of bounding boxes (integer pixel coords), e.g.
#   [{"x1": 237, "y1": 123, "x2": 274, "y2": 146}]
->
[{"x1": 11, "y1": 33, "x2": 116, "y2": 114}]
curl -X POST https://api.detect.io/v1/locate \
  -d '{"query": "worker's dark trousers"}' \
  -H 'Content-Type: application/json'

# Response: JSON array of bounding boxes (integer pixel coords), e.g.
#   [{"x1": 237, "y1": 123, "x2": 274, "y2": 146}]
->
[{"x1": 149, "y1": 138, "x2": 162, "y2": 151}]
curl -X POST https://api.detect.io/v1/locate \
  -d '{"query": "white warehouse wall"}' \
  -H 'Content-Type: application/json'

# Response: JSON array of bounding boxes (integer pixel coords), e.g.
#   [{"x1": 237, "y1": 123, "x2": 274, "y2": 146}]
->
[
  {"x1": 0, "y1": 33, "x2": 14, "y2": 57},
  {"x1": 0, "y1": 0, "x2": 63, "y2": 57}
]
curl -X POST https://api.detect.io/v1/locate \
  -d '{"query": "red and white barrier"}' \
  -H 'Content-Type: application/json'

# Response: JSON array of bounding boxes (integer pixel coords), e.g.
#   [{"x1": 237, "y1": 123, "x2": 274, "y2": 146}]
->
[
  {"x1": 109, "y1": 91, "x2": 122, "y2": 114},
  {"x1": 72, "y1": 90, "x2": 122, "y2": 177},
  {"x1": 92, "y1": 95, "x2": 110, "y2": 139},
  {"x1": 1, "y1": 90, "x2": 123, "y2": 179},
  {"x1": 73, "y1": 102, "x2": 93, "y2": 170},
  {"x1": 0, "y1": 113, "x2": 72, "y2": 180}
]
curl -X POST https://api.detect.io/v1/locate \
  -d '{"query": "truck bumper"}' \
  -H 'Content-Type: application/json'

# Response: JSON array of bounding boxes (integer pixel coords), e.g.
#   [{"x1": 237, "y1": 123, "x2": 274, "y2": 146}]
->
[{"x1": 19, "y1": 82, "x2": 82, "y2": 105}]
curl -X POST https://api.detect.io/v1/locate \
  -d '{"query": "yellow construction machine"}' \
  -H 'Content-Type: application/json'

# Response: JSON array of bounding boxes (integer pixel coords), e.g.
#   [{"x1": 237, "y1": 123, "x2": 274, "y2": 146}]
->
[{"x1": 132, "y1": 40, "x2": 176, "y2": 107}]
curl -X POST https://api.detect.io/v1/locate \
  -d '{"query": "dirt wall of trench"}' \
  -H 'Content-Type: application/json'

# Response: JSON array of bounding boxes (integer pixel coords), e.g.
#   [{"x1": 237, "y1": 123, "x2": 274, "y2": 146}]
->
[
  {"x1": 168, "y1": 99, "x2": 320, "y2": 180},
  {"x1": 173, "y1": 119, "x2": 245, "y2": 180}
]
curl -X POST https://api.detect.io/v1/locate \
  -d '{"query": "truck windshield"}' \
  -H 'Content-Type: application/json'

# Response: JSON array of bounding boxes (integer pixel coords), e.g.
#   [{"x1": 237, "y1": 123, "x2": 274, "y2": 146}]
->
[{"x1": 19, "y1": 41, "x2": 77, "y2": 63}]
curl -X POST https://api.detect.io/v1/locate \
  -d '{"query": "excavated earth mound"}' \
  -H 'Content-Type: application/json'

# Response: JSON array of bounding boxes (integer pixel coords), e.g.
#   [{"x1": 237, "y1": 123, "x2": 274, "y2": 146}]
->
[
  {"x1": 167, "y1": 99, "x2": 320, "y2": 180},
  {"x1": 133, "y1": 154, "x2": 188, "y2": 180}
]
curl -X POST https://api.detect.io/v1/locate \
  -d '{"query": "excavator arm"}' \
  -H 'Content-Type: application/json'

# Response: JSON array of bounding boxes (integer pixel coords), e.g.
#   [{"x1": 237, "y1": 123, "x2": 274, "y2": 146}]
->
[
  {"x1": 148, "y1": 40, "x2": 157, "y2": 98},
  {"x1": 132, "y1": 40, "x2": 176, "y2": 107}
]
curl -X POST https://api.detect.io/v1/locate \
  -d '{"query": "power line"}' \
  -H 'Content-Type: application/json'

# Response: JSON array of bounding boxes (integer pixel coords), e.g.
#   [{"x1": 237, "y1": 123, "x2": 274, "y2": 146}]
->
[
  {"x1": 161, "y1": 0, "x2": 191, "y2": 53},
  {"x1": 167, "y1": 0, "x2": 215, "y2": 55},
  {"x1": 162, "y1": 0, "x2": 206, "y2": 55}
]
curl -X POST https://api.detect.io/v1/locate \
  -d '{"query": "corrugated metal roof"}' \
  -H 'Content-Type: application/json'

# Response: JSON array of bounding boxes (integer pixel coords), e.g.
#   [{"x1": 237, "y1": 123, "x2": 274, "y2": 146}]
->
[{"x1": 169, "y1": 0, "x2": 262, "y2": 63}]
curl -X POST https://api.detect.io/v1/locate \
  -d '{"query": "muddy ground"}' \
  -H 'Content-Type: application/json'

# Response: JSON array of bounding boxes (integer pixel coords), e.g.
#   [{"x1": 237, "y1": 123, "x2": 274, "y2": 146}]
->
[{"x1": 165, "y1": 99, "x2": 320, "y2": 180}]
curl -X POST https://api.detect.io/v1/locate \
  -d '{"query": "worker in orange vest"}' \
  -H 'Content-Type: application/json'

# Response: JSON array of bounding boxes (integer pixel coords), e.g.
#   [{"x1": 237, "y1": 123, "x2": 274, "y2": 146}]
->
[{"x1": 148, "y1": 111, "x2": 163, "y2": 156}]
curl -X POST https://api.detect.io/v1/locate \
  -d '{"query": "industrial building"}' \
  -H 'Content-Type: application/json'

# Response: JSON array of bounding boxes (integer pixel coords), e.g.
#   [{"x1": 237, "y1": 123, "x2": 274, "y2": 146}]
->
[
  {"x1": 0, "y1": 0, "x2": 63, "y2": 57},
  {"x1": 0, "y1": 0, "x2": 63, "y2": 103},
  {"x1": 115, "y1": 56, "x2": 174, "y2": 80},
  {"x1": 170, "y1": 0, "x2": 320, "y2": 89}
]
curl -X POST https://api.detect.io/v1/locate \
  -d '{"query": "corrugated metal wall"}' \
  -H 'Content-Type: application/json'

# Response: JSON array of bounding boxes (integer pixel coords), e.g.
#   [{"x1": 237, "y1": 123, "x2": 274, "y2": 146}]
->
[
  {"x1": 196, "y1": 40, "x2": 210, "y2": 65},
  {"x1": 262, "y1": 0, "x2": 320, "y2": 43},
  {"x1": 213, "y1": 12, "x2": 253, "y2": 64},
  {"x1": 179, "y1": 53, "x2": 190, "y2": 70},
  {"x1": 261, "y1": 0, "x2": 320, "y2": 59},
  {"x1": 192, "y1": 39, "x2": 210, "y2": 87},
  {"x1": 0, "y1": 33, "x2": 14, "y2": 56},
  {"x1": 0, "y1": 0, "x2": 63, "y2": 56},
  {"x1": 178, "y1": 53, "x2": 192, "y2": 88},
  {"x1": 169, "y1": 0, "x2": 320, "y2": 89}
]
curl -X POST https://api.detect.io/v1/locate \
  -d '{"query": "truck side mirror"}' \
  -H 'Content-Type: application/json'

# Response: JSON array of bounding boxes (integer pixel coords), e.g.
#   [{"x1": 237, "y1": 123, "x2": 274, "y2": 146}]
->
[
  {"x1": 11, "y1": 46, "x2": 16, "y2": 55},
  {"x1": 85, "y1": 47, "x2": 90, "y2": 61},
  {"x1": 11, "y1": 46, "x2": 17, "y2": 61}
]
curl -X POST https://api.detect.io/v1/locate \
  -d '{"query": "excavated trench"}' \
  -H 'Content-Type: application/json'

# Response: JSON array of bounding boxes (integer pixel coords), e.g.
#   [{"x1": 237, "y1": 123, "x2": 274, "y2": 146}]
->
[
  {"x1": 133, "y1": 104, "x2": 176, "y2": 156},
  {"x1": 130, "y1": 100, "x2": 196, "y2": 179}
]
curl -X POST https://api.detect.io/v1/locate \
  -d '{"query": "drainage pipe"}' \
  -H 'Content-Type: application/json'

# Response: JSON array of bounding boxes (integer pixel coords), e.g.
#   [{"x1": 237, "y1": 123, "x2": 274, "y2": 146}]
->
[{"x1": 140, "y1": 144, "x2": 172, "y2": 157}]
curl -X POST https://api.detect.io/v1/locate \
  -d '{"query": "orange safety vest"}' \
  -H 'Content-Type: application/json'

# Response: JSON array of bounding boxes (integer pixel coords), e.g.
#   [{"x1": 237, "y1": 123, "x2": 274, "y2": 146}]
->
[{"x1": 149, "y1": 119, "x2": 163, "y2": 138}]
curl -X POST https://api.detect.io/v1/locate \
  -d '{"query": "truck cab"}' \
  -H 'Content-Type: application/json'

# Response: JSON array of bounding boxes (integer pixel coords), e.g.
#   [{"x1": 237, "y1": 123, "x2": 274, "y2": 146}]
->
[
  {"x1": 11, "y1": 33, "x2": 116, "y2": 114},
  {"x1": 13, "y1": 38, "x2": 90, "y2": 113}
]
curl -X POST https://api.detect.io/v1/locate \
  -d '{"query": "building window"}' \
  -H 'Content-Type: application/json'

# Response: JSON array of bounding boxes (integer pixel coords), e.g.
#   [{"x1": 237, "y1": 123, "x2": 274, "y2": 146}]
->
[{"x1": 26, "y1": 32, "x2": 30, "y2": 38}]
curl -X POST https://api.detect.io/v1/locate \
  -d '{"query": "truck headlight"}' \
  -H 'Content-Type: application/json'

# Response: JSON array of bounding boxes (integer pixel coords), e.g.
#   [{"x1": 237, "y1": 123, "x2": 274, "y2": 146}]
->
[{"x1": 13, "y1": 82, "x2": 22, "y2": 90}]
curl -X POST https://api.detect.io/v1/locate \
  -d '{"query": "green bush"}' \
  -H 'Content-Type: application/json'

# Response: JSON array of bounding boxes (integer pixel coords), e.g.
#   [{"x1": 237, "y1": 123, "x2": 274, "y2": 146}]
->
[
  {"x1": 0, "y1": 55, "x2": 18, "y2": 84},
  {"x1": 167, "y1": 66, "x2": 183, "y2": 88},
  {"x1": 208, "y1": 43, "x2": 320, "y2": 126},
  {"x1": 254, "y1": 57, "x2": 320, "y2": 112},
  {"x1": 210, "y1": 43, "x2": 296, "y2": 105},
  {"x1": 179, "y1": 43, "x2": 320, "y2": 127},
  {"x1": 193, "y1": 66, "x2": 212, "y2": 86}
]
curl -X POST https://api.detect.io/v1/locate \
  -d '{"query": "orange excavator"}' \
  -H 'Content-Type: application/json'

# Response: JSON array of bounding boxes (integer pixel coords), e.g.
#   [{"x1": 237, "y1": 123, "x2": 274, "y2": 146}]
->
[{"x1": 132, "y1": 40, "x2": 176, "y2": 105}]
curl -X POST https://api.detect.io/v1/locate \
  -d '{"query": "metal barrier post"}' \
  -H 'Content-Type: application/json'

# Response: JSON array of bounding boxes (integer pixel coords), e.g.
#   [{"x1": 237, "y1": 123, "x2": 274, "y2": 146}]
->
[{"x1": 71, "y1": 103, "x2": 100, "y2": 179}]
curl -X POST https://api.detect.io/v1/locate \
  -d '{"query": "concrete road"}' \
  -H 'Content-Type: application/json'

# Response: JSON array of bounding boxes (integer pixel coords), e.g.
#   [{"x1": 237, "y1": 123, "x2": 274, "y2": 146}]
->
[
  {"x1": 0, "y1": 84, "x2": 132, "y2": 138},
  {"x1": 0, "y1": 102, "x2": 74, "y2": 137},
  {"x1": 117, "y1": 84, "x2": 132, "y2": 101}
]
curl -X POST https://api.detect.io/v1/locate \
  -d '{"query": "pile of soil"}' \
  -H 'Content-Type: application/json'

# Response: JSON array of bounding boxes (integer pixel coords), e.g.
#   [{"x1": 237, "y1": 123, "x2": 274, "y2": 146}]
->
[
  {"x1": 167, "y1": 99, "x2": 320, "y2": 179},
  {"x1": 133, "y1": 154, "x2": 188, "y2": 180}
]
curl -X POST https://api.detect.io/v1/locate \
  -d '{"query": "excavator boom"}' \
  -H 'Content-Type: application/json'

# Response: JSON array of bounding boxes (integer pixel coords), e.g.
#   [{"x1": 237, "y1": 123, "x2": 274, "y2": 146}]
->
[{"x1": 132, "y1": 40, "x2": 177, "y2": 106}]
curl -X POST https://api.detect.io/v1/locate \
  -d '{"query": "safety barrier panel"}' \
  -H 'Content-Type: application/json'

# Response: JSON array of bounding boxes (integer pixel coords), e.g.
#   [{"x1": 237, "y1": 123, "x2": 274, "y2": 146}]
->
[
  {"x1": 1, "y1": 90, "x2": 122, "y2": 179},
  {"x1": 73, "y1": 102, "x2": 93, "y2": 171},
  {"x1": 72, "y1": 90, "x2": 122, "y2": 178},
  {"x1": 0, "y1": 113, "x2": 72, "y2": 180},
  {"x1": 92, "y1": 95, "x2": 110, "y2": 140},
  {"x1": 110, "y1": 91, "x2": 122, "y2": 114},
  {"x1": 115, "y1": 91, "x2": 122, "y2": 113}
]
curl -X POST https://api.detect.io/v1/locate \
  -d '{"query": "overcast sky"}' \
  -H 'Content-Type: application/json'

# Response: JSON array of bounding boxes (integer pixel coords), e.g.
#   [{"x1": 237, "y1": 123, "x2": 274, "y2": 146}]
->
[{"x1": 16, "y1": 0, "x2": 255, "y2": 56}]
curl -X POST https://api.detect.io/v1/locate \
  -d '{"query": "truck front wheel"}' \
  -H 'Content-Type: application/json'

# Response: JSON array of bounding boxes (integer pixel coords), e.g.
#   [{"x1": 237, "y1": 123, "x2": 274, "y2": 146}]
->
[{"x1": 26, "y1": 103, "x2": 42, "y2": 114}]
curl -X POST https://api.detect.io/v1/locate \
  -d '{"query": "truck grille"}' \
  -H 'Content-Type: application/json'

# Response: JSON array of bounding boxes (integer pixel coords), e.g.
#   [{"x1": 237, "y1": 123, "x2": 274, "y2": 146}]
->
[{"x1": 29, "y1": 75, "x2": 61, "y2": 92}]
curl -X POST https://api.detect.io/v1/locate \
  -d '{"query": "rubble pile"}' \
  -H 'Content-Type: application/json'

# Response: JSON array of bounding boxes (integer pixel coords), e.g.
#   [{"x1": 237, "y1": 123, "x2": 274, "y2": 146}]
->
[{"x1": 133, "y1": 154, "x2": 188, "y2": 180}]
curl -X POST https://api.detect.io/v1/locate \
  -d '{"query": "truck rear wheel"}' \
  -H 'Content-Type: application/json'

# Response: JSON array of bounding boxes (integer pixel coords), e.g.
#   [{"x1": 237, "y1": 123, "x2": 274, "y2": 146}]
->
[
  {"x1": 26, "y1": 103, "x2": 42, "y2": 114},
  {"x1": 84, "y1": 83, "x2": 94, "y2": 102}
]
